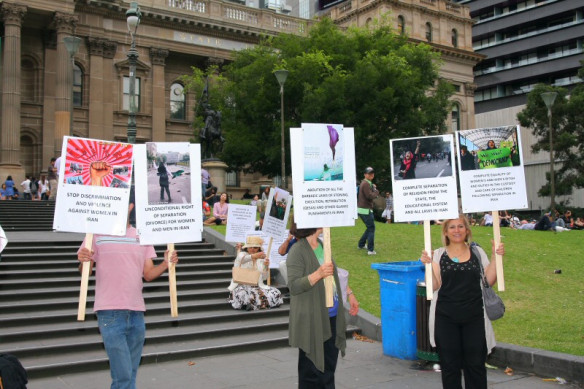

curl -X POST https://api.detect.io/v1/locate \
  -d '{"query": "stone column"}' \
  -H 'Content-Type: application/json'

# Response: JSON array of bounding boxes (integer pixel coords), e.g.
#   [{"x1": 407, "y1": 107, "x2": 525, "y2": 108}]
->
[
  {"x1": 150, "y1": 48, "x2": 169, "y2": 142},
  {"x1": 0, "y1": 2, "x2": 26, "y2": 172},
  {"x1": 41, "y1": 30, "x2": 57, "y2": 171},
  {"x1": 52, "y1": 11, "x2": 78, "y2": 154},
  {"x1": 102, "y1": 40, "x2": 117, "y2": 142},
  {"x1": 87, "y1": 38, "x2": 105, "y2": 140}
]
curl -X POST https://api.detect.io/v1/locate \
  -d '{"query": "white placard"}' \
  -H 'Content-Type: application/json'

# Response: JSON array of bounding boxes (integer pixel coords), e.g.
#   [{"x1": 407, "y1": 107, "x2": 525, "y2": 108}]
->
[
  {"x1": 134, "y1": 143, "x2": 203, "y2": 245},
  {"x1": 456, "y1": 125, "x2": 528, "y2": 212},
  {"x1": 262, "y1": 187, "x2": 293, "y2": 240},
  {"x1": 225, "y1": 204, "x2": 257, "y2": 243},
  {"x1": 53, "y1": 136, "x2": 133, "y2": 235},
  {"x1": 0, "y1": 224, "x2": 7, "y2": 253},
  {"x1": 390, "y1": 135, "x2": 459, "y2": 222},
  {"x1": 245, "y1": 230, "x2": 287, "y2": 269},
  {"x1": 290, "y1": 124, "x2": 357, "y2": 228}
]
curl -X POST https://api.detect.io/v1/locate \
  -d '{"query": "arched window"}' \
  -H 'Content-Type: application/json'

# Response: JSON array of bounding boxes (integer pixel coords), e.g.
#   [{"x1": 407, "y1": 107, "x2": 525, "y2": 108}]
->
[
  {"x1": 73, "y1": 63, "x2": 83, "y2": 107},
  {"x1": 170, "y1": 83, "x2": 185, "y2": 120},
  {"x1": 452, "y1": 29, "x2": 458, "y2": 48},
  {"x1": 425, "y1": 22, "x2": 433, "y2": 42},
  {"x1": 397, "y1": 15, "x2": 405, "y2": 35},
  {"x1": 451, "y1": 103, "x2": 460, "y2": 133}
]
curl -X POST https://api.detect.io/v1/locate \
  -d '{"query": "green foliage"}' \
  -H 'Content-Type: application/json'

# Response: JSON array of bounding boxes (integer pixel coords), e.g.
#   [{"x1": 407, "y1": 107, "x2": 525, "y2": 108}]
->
[
  {"x1": 181, "y1": 17, "x2": 454, "y2": 183},
  {"x1": 517, "y1": 70, "x2": 584, "y2": 199}
]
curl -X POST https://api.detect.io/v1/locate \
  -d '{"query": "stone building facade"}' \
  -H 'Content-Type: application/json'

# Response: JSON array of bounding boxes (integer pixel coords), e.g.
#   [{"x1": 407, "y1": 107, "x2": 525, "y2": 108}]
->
[{"x1": 1, "y1": 0, "x2": 478, "y2": 198}]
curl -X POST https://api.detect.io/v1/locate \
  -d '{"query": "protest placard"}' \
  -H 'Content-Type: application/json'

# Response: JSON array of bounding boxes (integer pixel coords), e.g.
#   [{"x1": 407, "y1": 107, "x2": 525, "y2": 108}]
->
[
  {"x1": 134, "y1": 142, "x2": 203, "y2": 317},
  {"x1": 456, "y1": 125, "x2": 528, "y2": 291},
  {"x1": 390, "y1": 135, "x2": 459, "y2": 298},
  {"x1": 290, "y1": 123, "x2": 357, "y2": 306},
  {"x1": 290, "y1": 124, "x2": 357, "y2": 228},
  {"x1": 225, "y1": 204, "x2": 257, "y2": 243},
  {"x1": 53, "y1": 136, "x2": 133, "y2": 235},
  {"x1": 262, "y1": 187, "x2": 292, "y2": 241},
  {"x1": 134, "y1": 143, "x2": 203, "y2": 245}
]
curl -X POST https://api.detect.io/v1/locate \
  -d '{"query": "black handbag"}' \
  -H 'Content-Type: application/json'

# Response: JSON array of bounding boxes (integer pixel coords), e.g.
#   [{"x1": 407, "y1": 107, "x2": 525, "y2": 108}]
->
[{"x1": 475, "y1": 247, "x2": 505, "y2": 321}]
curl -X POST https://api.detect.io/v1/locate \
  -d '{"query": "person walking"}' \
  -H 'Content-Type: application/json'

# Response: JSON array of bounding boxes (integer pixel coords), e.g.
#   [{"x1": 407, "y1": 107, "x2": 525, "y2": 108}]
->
[
  {"x1": 77, "y1": 194, "x2": 178, "y2": 389},
  {"x1": 48, "y1": 158, "x2": 58, "y2": 200},
  {"x1": 382, "y1": 191, "x2": 393, "y2": 223},
  {"x1": 21, "y1": 176, "x2": 32, "y2": 200},
  {"x1": 421, "y1": 215, "x2": 505, "y2": 389},
  {"x1": 157, "y1": 161, "x2": 172, "y2": 203},
  {"x1": 357, "y1": 167, "x2": 379, "y2": 255}
]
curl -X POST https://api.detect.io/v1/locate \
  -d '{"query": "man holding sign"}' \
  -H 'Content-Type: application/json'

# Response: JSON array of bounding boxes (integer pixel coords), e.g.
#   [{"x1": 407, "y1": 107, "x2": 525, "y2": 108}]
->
[{"x1": 77, "y1": 193, "x2": 178, "y2": 389}]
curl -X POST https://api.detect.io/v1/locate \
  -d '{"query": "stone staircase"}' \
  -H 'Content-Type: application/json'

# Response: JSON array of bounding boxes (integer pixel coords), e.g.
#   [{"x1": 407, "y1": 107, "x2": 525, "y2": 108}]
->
[
  {"x1": 0, "y1": 200, "x2": 56, "y2": 231},
  {"x1": 0, "y1": 238, "x2": 294, "y2": 379}
]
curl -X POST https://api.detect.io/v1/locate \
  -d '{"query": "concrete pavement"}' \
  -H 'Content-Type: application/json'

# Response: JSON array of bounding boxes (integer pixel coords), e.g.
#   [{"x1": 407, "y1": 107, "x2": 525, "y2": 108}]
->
[{"x1": 28, "y1": 338, "x2": 579, "y2": 389}]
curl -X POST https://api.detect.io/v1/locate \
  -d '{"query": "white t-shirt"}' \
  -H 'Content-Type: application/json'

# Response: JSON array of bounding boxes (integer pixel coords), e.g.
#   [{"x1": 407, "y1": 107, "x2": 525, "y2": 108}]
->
[{"x1": 21, "y1": 179, "x2": 31, "y2": 193}]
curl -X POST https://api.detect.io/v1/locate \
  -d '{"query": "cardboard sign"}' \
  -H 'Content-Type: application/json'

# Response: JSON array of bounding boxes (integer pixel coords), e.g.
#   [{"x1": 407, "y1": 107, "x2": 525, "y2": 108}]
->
[
  {"x1": 53, "y1": 136, "x2": 133, "y2": 235},
  {"x1": 290, "y1": 124, "x2": 357, "y2": 228},
  {"x1": 390, "y1": 135, "x2": 459, "y2": 222},
  {"x1": 262, "y1": 187, "x2": 293, "y2": 240},
  {"x1": 456, "y1": 125, "x2": 528, "y2": 212},
  {"x1": 225, "y1": 204, "x2": 257, "y2": 243},
  {"x1": 134, "y1": 143, "x2": 203, "y2": 245}
]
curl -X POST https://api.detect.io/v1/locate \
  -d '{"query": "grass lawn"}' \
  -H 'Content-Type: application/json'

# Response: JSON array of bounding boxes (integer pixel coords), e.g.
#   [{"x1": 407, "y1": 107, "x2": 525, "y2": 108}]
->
[{"x1": 207, "y1": 209, "x2": 583, "y2": 356}]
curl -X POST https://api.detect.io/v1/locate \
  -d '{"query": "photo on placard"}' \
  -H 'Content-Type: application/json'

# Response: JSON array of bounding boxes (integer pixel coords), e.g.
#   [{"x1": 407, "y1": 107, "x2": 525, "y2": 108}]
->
[
  {"x1": 66, "y1": 176, "x2": 84, "y2": 185},
  {"x1": 303, "y1": 124, "x2": 344, "y2": 182},
  {"x1": 63, "y1": 138, "x2": 133, "y2": 188},
  {"x1": 268, "y1": 187, "x2": 289, "y2": 221},
  {"x1": 457, "y1": 126, "x2": 521, "y2": 171},
  {"x1": 146, "y1": 142, "x2": 191, "y2": 205},
  {"x1": 391, "y1": 136, "x2": 453, "y2": 180}
]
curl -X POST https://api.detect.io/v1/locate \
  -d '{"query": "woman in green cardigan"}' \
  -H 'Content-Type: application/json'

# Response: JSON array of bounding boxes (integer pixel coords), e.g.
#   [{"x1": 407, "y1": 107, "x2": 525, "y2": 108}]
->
[{"x1": 287, "y1": 225, "x2": 359, "y2": 388}]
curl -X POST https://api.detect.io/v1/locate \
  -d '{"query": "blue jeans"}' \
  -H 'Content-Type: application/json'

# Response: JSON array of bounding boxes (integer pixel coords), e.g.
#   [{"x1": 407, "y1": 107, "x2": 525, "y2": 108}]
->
[
  {"x1": 97, "y1": 310, "x2": 146, "y2": 389},
  {"x1": 358, "y1": 211, "x2": 375, "y2": 251}
]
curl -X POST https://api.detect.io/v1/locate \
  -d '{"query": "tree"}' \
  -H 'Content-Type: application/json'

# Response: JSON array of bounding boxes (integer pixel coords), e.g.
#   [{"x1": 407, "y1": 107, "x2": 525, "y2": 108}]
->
[
  {"x1": 182, "y1": 17, "x2": 454, "y2": 188},
  {"x1": 517, "y1": 63, "x2": 584, "y2": 204}
]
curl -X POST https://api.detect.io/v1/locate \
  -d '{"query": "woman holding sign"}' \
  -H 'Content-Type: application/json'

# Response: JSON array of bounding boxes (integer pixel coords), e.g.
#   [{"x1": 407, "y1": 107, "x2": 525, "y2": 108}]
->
[
  {"x1": 421, "y1": 216, "x2": 505, "y2": 389},
  {"x1": 287, "y1": 226, "x2": 359, "y2": 388},
  {"x1": 227, "y1": 236, "x2": 283, "y2": 310}
]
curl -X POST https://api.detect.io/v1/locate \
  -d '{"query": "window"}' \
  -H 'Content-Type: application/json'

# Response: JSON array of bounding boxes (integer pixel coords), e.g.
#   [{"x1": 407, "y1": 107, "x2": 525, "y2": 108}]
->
[
  {"x1": 123, "y1": 76, "x2": 141, "y2": 111},
  {"x1": 73, "y1": 63, "x2": 83, "y2": 107},
  {"x1": 226, "y1": 171, "x2": 238, "y2": 187},
  {"x1": 170, "y1": 83, "x2": 185, "y2": 120},
  {"x1": 425, "y1": 22, "x2": 432, "y2": 42},
  {"x1": 397, "y1": 15, "x2": 405, "y2": 34},
  {"x1": 451, "y1": 103, "x2": 460, "y2": 133},
  {"x1": 451, "y1": 29, "x2": 458, "y2": 48}
]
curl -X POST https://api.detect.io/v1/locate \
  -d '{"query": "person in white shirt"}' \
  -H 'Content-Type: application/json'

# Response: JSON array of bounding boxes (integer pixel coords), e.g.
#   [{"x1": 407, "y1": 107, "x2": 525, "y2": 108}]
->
[{"x1": 20, "y1": 177, "x2": 32, "y2": 200}]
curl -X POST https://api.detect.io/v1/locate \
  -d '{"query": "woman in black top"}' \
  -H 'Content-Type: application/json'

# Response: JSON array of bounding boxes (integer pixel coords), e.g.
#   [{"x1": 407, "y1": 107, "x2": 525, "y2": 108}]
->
[{"x1": 421, "y1": 216, "x2": 505, "y2": 389}]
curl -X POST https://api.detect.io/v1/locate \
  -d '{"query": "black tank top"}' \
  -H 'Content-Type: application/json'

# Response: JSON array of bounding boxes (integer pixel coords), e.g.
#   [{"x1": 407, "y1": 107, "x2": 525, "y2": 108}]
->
[{"x1": 436, "y1": 249, "x2": 483, "y2": 322}]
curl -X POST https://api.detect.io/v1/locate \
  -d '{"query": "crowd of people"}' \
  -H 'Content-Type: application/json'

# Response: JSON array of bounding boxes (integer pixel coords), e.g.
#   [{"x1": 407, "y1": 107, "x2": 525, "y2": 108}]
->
[{"x1": 474, "y1": 209, "x2": 583, "y2": 231}]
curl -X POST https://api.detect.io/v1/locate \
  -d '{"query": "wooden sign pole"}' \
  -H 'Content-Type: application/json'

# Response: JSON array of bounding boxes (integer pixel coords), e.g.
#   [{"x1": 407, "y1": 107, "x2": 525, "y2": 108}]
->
[
  {"x1": 77, "y1": 233, "x2": 93, "y2": 321},
  {"x1": 323, "y1": 227, "x2": 334, "y2": 307},
  {"x1": 167, "y1": 243, "x2": 178, "y2": 317},
  {"x1": 423, "y1": 220, "x2": 433, "y2": 300},
  {"x1": 491, "y1": 212, "x2": 505, "y2": 291},
  {"x1": 265, "y1": 237, "x2": 273, "y2": 286}
]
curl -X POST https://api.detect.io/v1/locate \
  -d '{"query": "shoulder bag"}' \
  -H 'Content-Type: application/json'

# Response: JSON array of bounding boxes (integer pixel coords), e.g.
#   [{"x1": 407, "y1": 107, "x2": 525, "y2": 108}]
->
[
  {"x1": 232, "y1": 262, "x2": 260, "y2": 286},
  {"x1": 474, "y1": 247, "x2": 505, "y2": 320}
]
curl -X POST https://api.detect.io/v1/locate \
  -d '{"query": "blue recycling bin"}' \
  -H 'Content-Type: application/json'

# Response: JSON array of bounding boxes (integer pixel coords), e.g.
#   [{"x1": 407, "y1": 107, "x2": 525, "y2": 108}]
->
[{"x1": 371, "y1": 261, "x2": 425, "y2": 360}]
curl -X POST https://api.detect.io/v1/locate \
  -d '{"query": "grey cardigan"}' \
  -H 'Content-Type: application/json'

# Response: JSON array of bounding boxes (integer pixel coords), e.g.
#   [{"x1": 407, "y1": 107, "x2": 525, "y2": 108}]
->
[
  {"x1": 429, "y1": 246, "x2": 496, "y2": 353},
  {"x1": 287, "y1": 238, "x2": 347, "y2": 372}
]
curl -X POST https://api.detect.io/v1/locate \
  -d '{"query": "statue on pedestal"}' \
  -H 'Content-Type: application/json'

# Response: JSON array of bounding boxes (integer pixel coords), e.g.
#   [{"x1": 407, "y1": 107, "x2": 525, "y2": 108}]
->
[{"x1": 199, "y1": 101, "x2": 225, "y2": 160}]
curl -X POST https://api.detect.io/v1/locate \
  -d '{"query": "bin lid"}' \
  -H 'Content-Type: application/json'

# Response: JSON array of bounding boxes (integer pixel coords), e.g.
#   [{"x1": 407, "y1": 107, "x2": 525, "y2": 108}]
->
[{"x1": 371, "y1": 261, "x2": 425, "y2": 272}]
